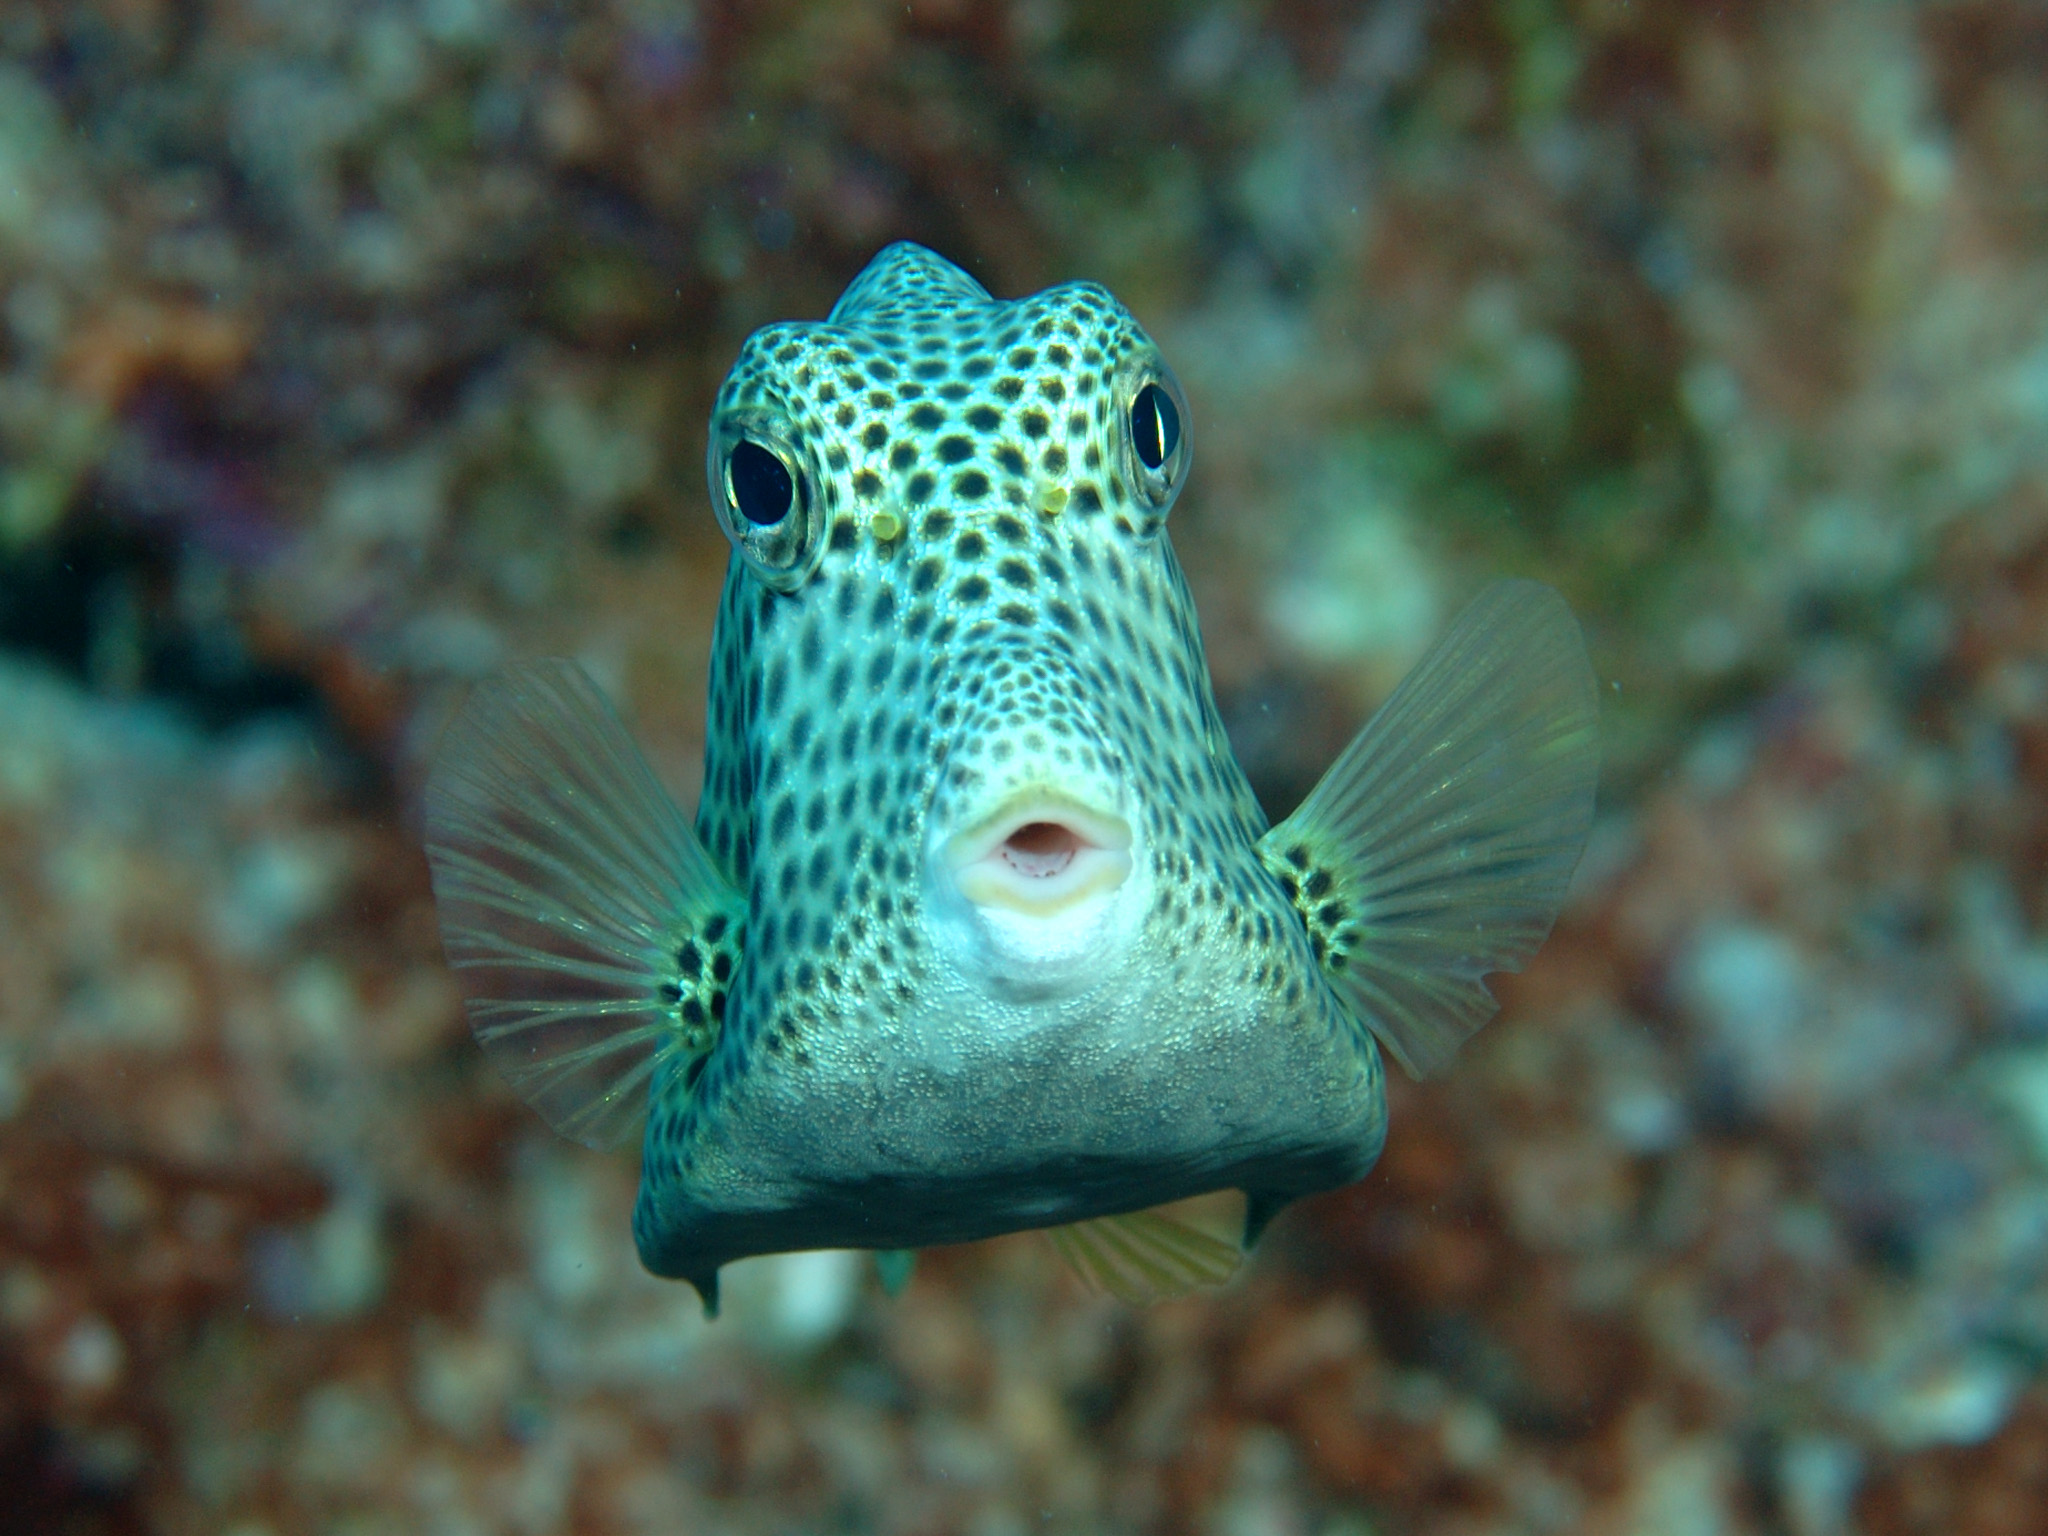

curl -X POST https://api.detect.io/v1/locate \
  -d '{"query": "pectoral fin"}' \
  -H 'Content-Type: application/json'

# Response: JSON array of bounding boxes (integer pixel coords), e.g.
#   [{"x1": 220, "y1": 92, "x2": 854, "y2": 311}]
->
[
  {"x1": 1260, "y1": 579, "x2": 1600, "y2": 1078},
  {"x1": 424, "y1": 660, "x2": 744, "y2": 1150}
]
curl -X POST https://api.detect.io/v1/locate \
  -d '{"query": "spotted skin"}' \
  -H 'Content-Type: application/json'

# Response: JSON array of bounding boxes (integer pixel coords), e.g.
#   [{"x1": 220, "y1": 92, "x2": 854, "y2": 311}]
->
[
  {"x1": 1261, "y1": 837, "x2": 1363, "y2": 975},
  {"x1": 658, "y1": 912, "x2": 744, "y2": 1091},
  {"x1": 632, "y1": 244, "x2": 1385, "y2": 1294}
]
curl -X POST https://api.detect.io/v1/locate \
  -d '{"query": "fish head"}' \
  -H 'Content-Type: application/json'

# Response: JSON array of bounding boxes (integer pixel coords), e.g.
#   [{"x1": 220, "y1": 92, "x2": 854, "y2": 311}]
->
[
  {"x1": 701, "y1": 243, "x2": 1229, "y2": 1008},
  {"x1": 641, "y1": 242, "x2": 1380, "y2": 1274}
]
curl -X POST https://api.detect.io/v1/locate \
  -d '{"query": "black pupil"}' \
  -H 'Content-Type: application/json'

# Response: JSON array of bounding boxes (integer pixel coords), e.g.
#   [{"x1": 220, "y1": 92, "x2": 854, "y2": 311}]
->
[
  {"x1": 730, "y1": 440, "x2": 794, "y2": 525},
  {"x1": 1130, "y1": 383, "x2": 1180, "y2": 471}
]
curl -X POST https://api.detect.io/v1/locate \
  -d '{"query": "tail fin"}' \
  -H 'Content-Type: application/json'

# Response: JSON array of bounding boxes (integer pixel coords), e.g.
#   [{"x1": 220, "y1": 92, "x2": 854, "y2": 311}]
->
[{"x1": 1044, "y1": 1191, "x2": 1248, "y2": 1303}]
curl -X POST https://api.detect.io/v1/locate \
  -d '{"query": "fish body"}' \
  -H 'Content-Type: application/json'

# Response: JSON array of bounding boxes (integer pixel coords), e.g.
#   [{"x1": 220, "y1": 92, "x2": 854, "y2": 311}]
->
[{"x1": 425, "y1": 243, "x2": 1599, "y2": 1311}]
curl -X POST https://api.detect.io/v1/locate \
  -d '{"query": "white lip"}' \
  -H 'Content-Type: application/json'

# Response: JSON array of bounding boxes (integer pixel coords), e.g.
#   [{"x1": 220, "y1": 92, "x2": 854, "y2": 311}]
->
[{"x1": 942, "y1": 795, "x2": 1133, "y2": 916}]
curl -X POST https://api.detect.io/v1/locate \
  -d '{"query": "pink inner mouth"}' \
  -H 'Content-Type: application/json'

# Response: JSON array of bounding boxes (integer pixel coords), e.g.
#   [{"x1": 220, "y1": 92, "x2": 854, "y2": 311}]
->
[
  {"x1": 944, "y1": 797, "x2": 1133, "y2": 917},
  {"x1": 999, "y1": 821, "x2": 1082, "y2": 879}
]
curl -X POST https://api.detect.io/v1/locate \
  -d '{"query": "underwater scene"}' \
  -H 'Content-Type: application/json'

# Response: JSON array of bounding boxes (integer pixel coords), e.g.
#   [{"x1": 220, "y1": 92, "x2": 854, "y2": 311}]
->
[{"x1": 3, "y1": 1, "x2": 2047, "y2": 1532}]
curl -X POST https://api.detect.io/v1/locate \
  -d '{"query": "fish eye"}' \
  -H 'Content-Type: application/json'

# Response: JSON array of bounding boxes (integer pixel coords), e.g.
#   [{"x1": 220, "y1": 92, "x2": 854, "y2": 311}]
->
[
  {"x1": 1116, "y1": 361, "x2": 1191, "y2": 521},
  {"x1": 707, "y1": 416, "x2": 823, "y2": 592},
  {"x1": 728, "y1": 440, "x2": 796, "y2": 526},
  {"x1": 1129, "y1": 383, "x2": 1180, "y2": 471}
]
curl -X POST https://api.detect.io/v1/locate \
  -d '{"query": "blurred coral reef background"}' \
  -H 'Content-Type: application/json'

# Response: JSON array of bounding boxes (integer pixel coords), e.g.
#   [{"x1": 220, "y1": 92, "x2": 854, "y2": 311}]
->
[{"x1": 3, "y1": 1, "x2": 2047, "y2": 1532}]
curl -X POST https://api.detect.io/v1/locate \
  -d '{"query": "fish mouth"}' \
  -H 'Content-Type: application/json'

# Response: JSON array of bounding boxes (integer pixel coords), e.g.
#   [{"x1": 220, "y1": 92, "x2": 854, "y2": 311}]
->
[{"x1": 941, "y1": 795, "x2": 1133, "y2": 917}]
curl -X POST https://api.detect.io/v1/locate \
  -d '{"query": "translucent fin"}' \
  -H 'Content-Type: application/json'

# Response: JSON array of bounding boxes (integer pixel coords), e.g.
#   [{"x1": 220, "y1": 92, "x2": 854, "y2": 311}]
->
[
  {"x1": 874, "y1": 1249, "x2": 916, "y2": 1297},
  {"x1": 423, "y1": 660, "x2": 740, "y2": 1150},
  {"x1": 1045, "y1": 1190, "x2": 1247, "y2": 1304},
  {"x1": 1265, "y1": 579, "x2": 1599, "y2": 1078}
]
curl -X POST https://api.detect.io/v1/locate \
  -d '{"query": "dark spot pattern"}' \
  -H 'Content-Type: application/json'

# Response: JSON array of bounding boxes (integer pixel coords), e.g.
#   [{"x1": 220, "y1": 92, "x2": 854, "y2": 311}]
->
[{"x1": 1259, "y1": 839, "x2": 1362, "y2": 973}]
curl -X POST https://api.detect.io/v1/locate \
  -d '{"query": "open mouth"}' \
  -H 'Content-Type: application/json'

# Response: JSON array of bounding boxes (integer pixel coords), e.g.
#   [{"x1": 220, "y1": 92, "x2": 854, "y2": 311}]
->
[{"x1": 943, "y1": 796, "x2": 1133, "y2": 917}]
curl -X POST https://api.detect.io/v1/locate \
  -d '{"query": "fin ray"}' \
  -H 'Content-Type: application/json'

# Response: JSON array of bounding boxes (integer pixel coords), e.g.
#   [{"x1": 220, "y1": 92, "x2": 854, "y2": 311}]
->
[
  {"x1": 424, "y1": 660, "x2": 739, "y2": 1150},
  {"x1": 430, "y1": 790, "x2": 687, "y2": 939},
  {"x1": 1045, "y1": 1191, "x2": 1246, "y2": 1303},
  {"x1": 1267, "y1": 579, "x2": 1599, "y2": 1077}
]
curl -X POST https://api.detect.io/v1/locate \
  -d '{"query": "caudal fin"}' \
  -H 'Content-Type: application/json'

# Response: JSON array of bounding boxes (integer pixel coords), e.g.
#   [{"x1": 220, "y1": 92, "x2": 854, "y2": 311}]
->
[
  {"x1": 423, "y1": 661, "x2": 741, "y2": 1149},
  {"x1": 1261, "y1": 580, "x2": 1599, "y2": 1078},
  {"x1": 1045, "y1": 1190, "x2": 1248, "y2": 1303}
]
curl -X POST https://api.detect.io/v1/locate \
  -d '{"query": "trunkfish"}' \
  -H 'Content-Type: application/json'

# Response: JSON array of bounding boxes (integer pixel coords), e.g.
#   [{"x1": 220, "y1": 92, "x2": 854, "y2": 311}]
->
[{"x1": 424, "y1": 242, "x2": 1600, "y2": 1313}]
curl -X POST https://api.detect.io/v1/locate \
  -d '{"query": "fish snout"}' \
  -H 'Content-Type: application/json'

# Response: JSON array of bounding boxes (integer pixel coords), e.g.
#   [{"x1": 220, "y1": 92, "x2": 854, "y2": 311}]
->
[
  {"x1": 940, "y1": 796, "x2": 1133, "y2": 918},
  {"x1": 920, "y1": 662, "x2": 1152, "y2": 994},
  {"x1": 924, "y1": 762, "x2": 1149, "y2": 999}
]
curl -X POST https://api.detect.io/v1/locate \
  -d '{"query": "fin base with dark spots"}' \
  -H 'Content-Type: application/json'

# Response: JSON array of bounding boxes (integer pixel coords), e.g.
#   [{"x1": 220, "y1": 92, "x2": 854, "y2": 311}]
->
[
  {"x1": 1261, "y1": 579, "x2": 1600, "y2": 1078},
  {"x1": 424, "y1": 660, "x2": 743, "y2": 1150}
]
